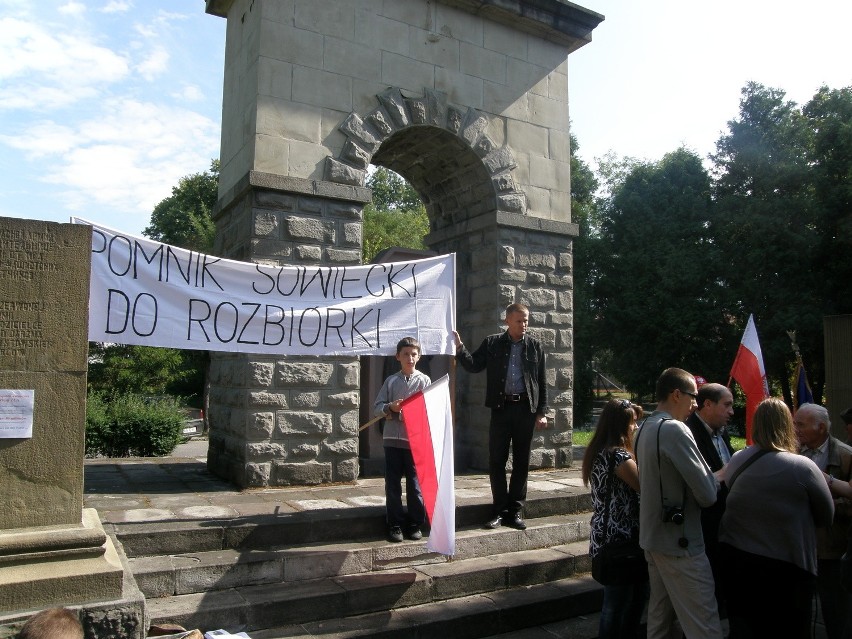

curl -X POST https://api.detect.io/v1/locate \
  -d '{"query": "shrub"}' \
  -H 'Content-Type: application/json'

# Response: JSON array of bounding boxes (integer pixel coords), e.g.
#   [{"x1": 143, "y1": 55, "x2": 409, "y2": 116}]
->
[{"x1": 85, "y1": 392, "x2": 184, "y2": 458}]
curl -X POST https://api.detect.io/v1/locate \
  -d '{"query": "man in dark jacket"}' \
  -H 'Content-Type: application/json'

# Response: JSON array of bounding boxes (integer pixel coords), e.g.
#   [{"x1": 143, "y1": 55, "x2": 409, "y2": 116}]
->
[
  {"x1": 454, "y1": 303, "x2": 548, "y2": 530},
  {"x1": 685, "y1": 382, "x2": 735, "y2": 614}
]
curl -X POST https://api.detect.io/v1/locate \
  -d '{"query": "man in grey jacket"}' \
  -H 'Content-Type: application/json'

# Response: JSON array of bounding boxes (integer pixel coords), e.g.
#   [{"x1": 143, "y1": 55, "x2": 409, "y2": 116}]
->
[{"x1": 635, "y1": 367, "x2": 722, "y2": 639}]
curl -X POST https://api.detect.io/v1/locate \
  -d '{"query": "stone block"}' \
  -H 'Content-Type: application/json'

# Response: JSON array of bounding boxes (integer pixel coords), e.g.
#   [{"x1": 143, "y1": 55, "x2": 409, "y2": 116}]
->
[
  {"x1": 325, "y1": 391, "x2": 359, "y2": 408},
  {"x1": 323, "y1": 437, "x2": 358, "y2": 457},
  {"x1": 291, "y1": 392, "x2": 320, "y2": 409},
  {"x1": 295, "y1": 245, "x2": 322, "y2": 261},
  {"x1": 434, "y1": 4, "x2": 484, "y2": 46},
  {"x1": 338, "y1": 409, "x2": 360, "y2": 435},
  {"x1": 283, "y1": 545, "x2": 372, "y2": 581},
  {"x1": 248, "y1": 361, "x2": 275, "y2": 385},
  {"x1": 289, "y1": 443, "x2": 318, "y2": 460},
  {"x1": 323, "y1": 35, "x2": 382, "y2": 82},
  {"x1": 272, "y1": 461, "x2": 332, "y2": 486},
  {"x1": 288, "y1": 138, "x2": 334, "y2": 181},
  {"x1": 245, "y1": 442, "x2": 288, "y2": 462},
  {"x1": 246, "y1": 412, "x2": 275, "y2": 438},
  {"x1": 410, "y1": 27, "x2": 460, "y2": 71},
  {"x1": 294, "y1": 0, "x2": 355, "y2": 40},
  {"x1": 355, "y1": 9, "x2": 409, "y2": 57},
  {"x1": 380, "y1": 52, "x2": 435, "y2": 95},
  {"x1": 528, "y1": 93, "x2": 568, "y2": 131},
  {"x1": 276, "y1": 362, "x2": 334, "y2": 386},
  {"x1": 335, "y1": 457, "x2": 359, "y2": 481},
  {"x1": 258, "y1": 55, "x2": 292, "y2": 101},
  {"x1": 460, "y1": 41, "x2": 506, "y2": 85},
  {"x1": 275, "y1": 411, "x2": 333, "y2": 436},
  {"x1": 259, "y1": 21, "x2": 324, "y2": 68},
  {"x1": 342, "y1": 222, "x2": 361, "y2": 247},
  {"x1": 435, "y1": 67, "x2": 484, "y2": 110},
  {"x1": 243, "y1": 463, "x2": 272, "y2": 487}
]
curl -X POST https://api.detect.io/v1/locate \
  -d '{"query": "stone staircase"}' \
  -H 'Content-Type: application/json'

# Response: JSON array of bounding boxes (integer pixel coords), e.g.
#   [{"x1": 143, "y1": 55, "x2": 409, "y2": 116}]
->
[{"x1": 111, "y1": 476, "x2": 601, "y2": 638}]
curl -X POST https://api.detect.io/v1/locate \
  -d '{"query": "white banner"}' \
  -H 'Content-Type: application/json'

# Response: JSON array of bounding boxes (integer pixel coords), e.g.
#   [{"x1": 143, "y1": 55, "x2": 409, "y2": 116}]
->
[{"x1": 74, "y1": 219, "x2": 456, "y2": 356}]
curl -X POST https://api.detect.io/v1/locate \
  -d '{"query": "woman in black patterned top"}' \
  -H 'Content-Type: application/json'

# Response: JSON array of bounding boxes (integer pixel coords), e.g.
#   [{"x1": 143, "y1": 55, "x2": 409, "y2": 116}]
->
[{"x1": 582, "y1": 399, "x2": 648, "y2": 639}]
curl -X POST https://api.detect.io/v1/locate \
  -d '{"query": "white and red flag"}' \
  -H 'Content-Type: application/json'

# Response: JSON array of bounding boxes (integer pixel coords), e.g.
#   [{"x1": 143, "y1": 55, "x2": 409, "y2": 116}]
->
[
  {"x1": 401, "y1": 374, "x2": 455, "y2": 556},
  {"x1": 729, "y1": 314, "x2": 770, "y2": 443}
]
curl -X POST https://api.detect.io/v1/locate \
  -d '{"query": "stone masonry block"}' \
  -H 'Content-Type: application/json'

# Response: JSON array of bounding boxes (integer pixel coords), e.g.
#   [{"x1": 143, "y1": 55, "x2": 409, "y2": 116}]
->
[
  {"x1": 276, "y1": 362, "x2": 334, "y2": 386},
  {"x1": 294, "y1": 0, "x2": 355, "y2": 40},
  {"x1": 249, "y1": 362, "x2": 275, "y2": 386},
  {"x1": 246, "y1": 411, "x2": 276, "y2": 439},
  {"x1": 499, "y1": 285, "x2": 515, "y2": 305},
  {"x1": 290, "y1": 443, "x2": 319, "y2": 460},
  {"x1": 335, "y1": 458, "x2": 359, "y2": 482},
  {"x1": 518, "y1": 252, "x2": 556, "y2": 270},
  {"x1": 500, "y1": 268, "x2": 526, "y2": 283},
  {"x1": 376, "y1": 87, "x2": 410, "y2": 128},
  {"x1": 558, "y1": 252, "x2": 573, "y2": 271},
  {"x1": 324, "y1": 248, "x2": 361, "y2": 263},
  {"x1": 292, "y1": 392, "x2": 320, "y2": 409},
  {"x1": 276, "y1": 411, "x2": 333, "y2": 436},
  {"x1": 459, "y1": 41, "x2": 506, "y2": 85},
  {"x1": 471, "y1": 248, "x2": 498, "y2": 272},
  {"x1": 500, "y1": 245, "x2": 516, "y2": 266},
  {"x1": 295, "y1": 245, "x2": 322, "y2": 261},
  {"x1": 292, "y1": 65, "x2": 353, "y2": 113},
  {"x1": 381, "y1": 53, "x2": 435, "y2": 95},
  {"x1": 251, "y1": 238, "x2": 293, "y2": 259},
  {"x1": 325, "y1": 157, "x2": 366, "y2": 186},
  {"x1": 323, "y1": 35, "x2": 382, "y2": 83},
  {"x1": 244, "y1": 463, "x2": 272, "y2": 488},
  {"x1": 285, "y1": 217, "x2": 335, "y2": 242},
  {"x1": 342, "y1": 222, "x2": 362, "y2": 246},
  {"x1": 355, "y1": 11, "x2": 409, "y2": 59},
  {"x1": 338, "y1": 409, "x2": 359, "y2": 435},
  {"x1": 528, "y1": 272, "x2": 546, "y2": 285},
  {"x1": 272, "y1": 461, "x2": 332, "y2": 486},
  {"x1": 547, "y1": 273, "x2": 572, "y2": 288},
  {"x1": 549, "y1": 312, "x2": 572, "y2": 326},
  {"x1": 245, "y1": 442, "x2": 288, "y2": 462},
  {"x1": 326, "y1": 391, "x2": 359, "y2": 408},
  {"x1": 327, "y1": 203, "x2": 363, "y2": 220},
  {"x1": 339, "y1": 362, "x2": 359, "y2": 388},
  {"x1": 342, "y1": 139, "x2": 371, "y2": 169},
  {"x1": 323, "y1": 438, "x2": 358, "y2": 457},
  {"x1": 254, "y1": 211, "x2": 280, "y2": 237}
]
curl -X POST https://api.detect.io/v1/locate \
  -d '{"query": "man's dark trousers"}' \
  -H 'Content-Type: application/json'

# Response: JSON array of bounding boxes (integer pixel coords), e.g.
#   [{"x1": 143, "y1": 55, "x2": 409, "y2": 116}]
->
[{"x1": 489, "y1": 401, "x2": 536, "y2": 516}]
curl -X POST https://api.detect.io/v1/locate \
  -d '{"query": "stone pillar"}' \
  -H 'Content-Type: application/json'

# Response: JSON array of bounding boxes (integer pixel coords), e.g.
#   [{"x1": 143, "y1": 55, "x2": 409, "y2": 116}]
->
[
  {"x1": 206, "y1": 175, "x2": 371, "y2": 488},
  {"x1": 427, "y1": 213, "x2": 576, "y2": 470},
  {"x1": 0, "y1": 218, "x2": 144, "y2": 637}
]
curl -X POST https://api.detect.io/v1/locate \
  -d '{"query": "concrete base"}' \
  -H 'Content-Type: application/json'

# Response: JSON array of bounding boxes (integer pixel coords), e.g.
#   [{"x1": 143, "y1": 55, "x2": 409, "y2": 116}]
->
[{"x1": 0, "y1": 509, "x2": 147, "y2": 639}]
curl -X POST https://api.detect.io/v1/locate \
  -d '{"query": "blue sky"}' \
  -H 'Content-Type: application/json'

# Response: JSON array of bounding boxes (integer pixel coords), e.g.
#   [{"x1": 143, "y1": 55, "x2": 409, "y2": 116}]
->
[{"x1": 1, "y1": 0, "x2": 850, "y2": 237}]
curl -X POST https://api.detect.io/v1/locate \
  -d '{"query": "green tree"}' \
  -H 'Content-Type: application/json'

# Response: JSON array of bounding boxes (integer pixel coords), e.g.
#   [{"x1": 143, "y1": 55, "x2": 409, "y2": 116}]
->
[
  {"x1": 595, "y1": 148, "x2": 733, "y2": 396},
  {"x1": 362, "y1": 167, "x2": 429, "y2": 262},
  {"x1": 712, "y1": 82, "x2": 823, "y2": 401},
  {"x1": 804, "y1": 85, "x2": 852, "y2": 318},
  {"x1": 143, "y1": 159, "x2": 219, "y2": 254},
  {"x1": 88, "y1": 161, "x2": 219, "y2": 407},
  {"x1": 569, "y1": 134, "x2": 602, "y2": 422}
]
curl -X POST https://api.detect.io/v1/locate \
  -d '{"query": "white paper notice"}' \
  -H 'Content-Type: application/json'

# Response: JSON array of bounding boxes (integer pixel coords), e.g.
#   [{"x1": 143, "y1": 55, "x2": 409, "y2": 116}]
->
[{"x1": 0, "y1": 390, "x2": 34, "y2": 438}]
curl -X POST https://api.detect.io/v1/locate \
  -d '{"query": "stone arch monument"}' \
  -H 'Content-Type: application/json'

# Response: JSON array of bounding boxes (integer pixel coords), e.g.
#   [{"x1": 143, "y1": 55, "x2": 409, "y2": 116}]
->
[{"x1": 203, "y1": 0, "x2": 603, "y2": 488}]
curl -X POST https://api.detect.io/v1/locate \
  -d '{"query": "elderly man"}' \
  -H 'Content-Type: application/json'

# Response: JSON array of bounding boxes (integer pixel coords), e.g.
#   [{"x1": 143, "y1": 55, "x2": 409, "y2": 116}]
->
[
  {"x1": 795, "y1": 402, "x2": 852, "y2": 639},
  {"x1": 636, "y1": 368, "x2": 722, "y2": 639},
  {"x1": 685, "y1": 383, "x2": 735, "y2": 615}
]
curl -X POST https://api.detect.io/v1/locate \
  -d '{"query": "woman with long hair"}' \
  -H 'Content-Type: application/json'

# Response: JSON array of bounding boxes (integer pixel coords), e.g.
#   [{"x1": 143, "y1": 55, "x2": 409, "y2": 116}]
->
[
  {"x1": 582, "y1": 398, "x2": 648, "y2": 639},
  {"x1": 719, "y1": 397, "x2": 834, "y2": 638}
]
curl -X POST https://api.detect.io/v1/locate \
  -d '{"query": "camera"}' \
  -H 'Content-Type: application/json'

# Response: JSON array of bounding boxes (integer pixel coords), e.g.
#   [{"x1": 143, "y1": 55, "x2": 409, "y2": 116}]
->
[{"x1": 662, "y1": 505, "x2": 684, "y2": 525}]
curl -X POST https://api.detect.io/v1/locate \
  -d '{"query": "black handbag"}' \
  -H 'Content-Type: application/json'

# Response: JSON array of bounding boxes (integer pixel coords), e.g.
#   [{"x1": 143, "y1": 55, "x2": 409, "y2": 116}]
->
[{"x1": 591, "y1": 451, "x2": 648, "y2": 586}]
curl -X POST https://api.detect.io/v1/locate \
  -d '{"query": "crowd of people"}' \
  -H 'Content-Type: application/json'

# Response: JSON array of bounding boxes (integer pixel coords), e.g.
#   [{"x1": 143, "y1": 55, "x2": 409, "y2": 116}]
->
[
  {"x1": 370, "y1": 301, "x2": 852, "y2": 638},
  {"x1": 583, "y1": 367, "x2": 852, "y2": 639}
]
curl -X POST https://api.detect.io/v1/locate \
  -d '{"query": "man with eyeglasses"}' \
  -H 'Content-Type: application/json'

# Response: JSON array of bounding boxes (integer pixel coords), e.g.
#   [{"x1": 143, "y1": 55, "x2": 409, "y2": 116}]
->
[{"x1": 635, "y1": 367, "x2": 722, "y2": 639}]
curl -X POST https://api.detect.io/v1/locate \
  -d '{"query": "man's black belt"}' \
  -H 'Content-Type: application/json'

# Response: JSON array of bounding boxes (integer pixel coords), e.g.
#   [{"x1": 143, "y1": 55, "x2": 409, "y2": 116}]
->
[{"x1": 504, "y1": 393, "x2": 528, "y2": 402}]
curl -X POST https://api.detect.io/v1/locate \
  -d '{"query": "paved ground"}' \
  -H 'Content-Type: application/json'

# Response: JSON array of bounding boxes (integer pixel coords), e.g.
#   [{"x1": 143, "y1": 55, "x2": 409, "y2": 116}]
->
[{"x1": 83, "y1": 438, "x2": 588, "y2": 527}]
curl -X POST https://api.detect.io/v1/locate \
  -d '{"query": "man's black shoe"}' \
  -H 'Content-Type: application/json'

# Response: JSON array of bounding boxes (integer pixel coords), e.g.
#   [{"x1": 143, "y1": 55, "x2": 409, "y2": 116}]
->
[
  {"x1": 506, "y1": 513, "x2": 526, "y2": 530},
  {"x1": 484, "y1": 515, "x2": 503, "y2": 529}
]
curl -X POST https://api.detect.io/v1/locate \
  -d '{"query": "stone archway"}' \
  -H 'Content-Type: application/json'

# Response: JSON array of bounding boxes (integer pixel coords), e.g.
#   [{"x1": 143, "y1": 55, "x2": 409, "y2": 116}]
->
[{"x1": 203, "y1": 0, "x2": 603, "y2": 487}]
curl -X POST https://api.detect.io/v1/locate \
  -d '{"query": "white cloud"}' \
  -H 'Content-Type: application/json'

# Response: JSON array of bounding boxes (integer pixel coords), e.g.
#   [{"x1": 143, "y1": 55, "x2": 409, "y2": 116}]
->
[
  {"x1": 0, "y1": 17, "x2": 129, "y2": 110},
  {"x1": 58, "y1": 1, "x2": 86, "y2": 16},
  {"x1": 136, "y1": 46, "x2": 169, "y2": 80},
  {"x1": 174, "y1": 84, "x2": 204, "y2": 102},
  {"x1": 15, "y1": 98, "x2": 219, "y2": 217},
  {"x1": 101, "y1": 1, "x2": 132, "y2": 13}
]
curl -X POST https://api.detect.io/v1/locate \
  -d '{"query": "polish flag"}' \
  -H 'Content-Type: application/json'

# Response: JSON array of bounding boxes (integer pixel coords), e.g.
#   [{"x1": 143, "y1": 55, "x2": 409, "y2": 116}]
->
[
  {"x1": 729, "y1": 314, "x2": 770, "y2": 443},
  {"x1": 401, "y1": 374, "x2": 455, "y2": 556}
]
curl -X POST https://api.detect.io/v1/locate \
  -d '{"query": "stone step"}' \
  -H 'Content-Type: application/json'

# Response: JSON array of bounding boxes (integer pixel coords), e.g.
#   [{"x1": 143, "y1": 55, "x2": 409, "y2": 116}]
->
[
  {"x1": 248, "y1": 574, "x2": 603, "y2": 639},
  {"x1": 145, "y1": 541, "x2": 597, "y2": 633},
  {"x1": 131, "y1": 513, "x2": 591, "y2": 598},
  {"x1": 110, "y1": 488, "x2": 592, "y2": 559}
]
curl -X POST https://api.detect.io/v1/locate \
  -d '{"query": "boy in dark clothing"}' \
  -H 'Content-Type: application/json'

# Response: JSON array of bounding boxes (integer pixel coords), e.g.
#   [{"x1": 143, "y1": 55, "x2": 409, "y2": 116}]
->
[{"x1": 373, "y1": 337, "x2": 431, "y2": 542}]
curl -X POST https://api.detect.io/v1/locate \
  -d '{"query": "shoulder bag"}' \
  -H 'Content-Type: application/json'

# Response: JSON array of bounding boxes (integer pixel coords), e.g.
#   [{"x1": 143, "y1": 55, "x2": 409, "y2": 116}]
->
[{"x1": 591, "y1": 450, "x2": 648, "y2": 585}]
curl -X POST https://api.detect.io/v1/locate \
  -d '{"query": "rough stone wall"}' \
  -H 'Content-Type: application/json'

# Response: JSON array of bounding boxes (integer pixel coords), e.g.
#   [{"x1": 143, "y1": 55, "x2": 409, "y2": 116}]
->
[
  {"x1": 430, "y1": 214, "x2": 575, "y2": 470},
  {"x1": 207, "y1": 185, "x2": 365, "y2": 487}
]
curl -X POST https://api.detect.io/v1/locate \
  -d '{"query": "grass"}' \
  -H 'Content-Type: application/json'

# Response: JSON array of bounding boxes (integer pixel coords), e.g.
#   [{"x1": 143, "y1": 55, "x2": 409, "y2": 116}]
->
[{"x1": 572, "y1": 429, "x2": 747, "y2": 451}]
